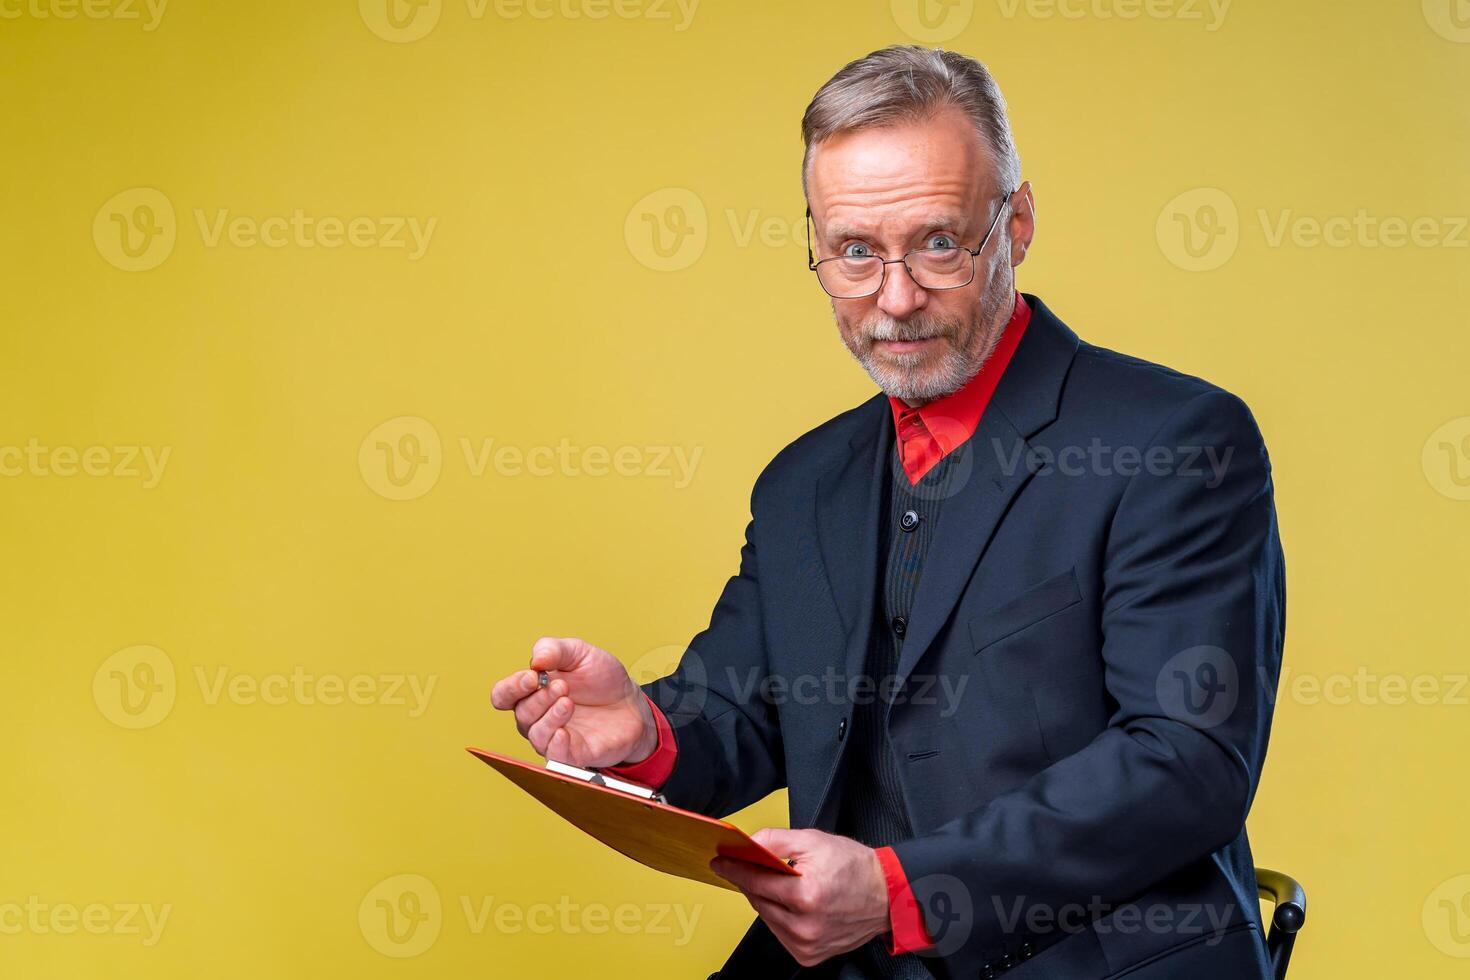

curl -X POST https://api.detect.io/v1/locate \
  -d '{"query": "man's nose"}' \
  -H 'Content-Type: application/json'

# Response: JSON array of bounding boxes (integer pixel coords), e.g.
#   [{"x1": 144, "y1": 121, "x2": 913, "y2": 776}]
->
[{"x1": 875, "y1": 260, "x2": 927, "y2": 320}]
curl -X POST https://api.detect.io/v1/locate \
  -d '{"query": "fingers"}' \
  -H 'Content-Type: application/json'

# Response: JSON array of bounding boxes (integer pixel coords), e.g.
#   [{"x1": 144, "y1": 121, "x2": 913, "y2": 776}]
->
[
  {"x1": 529, "y1": 636, "x2": 587, "y2": 674},
  {"x1": 546, "y1": 726, "x2": 572, "y2": 764},
  {"x1": 750, "y1": 827, "x2": 809, "y2": 861},
  {"x1": 490, "y1": 669, "x2": 541, "y2": 711},
  {"x1": 710, "y1": 857, "x2": 799, "y2": 908},
  {"x1": 513, "y1": 679, "x2": 569, "y2": 735},
  {"x1": 526, "y1": 695, "x2": 574, "y2": 755},
  {"x1": 746, "y1": 893, "x2": 799, "y2": 931},
  {"x1": 748, "y1": 896, "x2": 824, "y2": 968}
]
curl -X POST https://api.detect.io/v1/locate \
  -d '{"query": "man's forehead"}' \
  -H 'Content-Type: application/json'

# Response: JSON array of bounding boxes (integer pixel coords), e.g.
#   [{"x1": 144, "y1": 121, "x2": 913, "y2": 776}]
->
[{"x1": 806, "y1": 111, "x2": 993, "y2": 223}]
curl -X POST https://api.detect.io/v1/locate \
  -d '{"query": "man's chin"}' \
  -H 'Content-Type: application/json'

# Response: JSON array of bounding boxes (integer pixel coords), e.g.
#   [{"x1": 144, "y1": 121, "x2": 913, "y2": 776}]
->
[{"x1": 863, "y1": 361, "x2": 959, "y2": 404}]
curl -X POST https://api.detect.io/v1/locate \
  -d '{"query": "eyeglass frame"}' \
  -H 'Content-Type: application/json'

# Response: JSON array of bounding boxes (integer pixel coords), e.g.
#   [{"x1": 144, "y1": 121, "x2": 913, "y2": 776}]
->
[{"x1": 805, "y1": 187, "x2": 1018, "y2": 299}]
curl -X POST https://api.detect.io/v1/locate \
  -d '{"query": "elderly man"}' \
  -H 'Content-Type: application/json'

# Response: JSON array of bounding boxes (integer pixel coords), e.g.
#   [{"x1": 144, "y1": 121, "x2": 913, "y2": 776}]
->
[{"x1": 491, "y1": 45, "x2": 1284, "y2": 980}]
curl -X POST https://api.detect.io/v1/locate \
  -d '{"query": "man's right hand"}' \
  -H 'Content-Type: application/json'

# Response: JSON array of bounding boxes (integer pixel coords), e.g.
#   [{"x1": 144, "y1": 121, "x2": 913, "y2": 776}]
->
[{"x1": 489, "y1": 636, "x2": 657, "y2": 769}]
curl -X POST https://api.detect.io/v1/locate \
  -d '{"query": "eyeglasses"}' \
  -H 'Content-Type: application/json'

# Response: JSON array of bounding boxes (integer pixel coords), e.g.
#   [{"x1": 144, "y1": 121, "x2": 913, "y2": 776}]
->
[{"x1": 805, "y1": 190, "x2": 1015, "y2": 300}]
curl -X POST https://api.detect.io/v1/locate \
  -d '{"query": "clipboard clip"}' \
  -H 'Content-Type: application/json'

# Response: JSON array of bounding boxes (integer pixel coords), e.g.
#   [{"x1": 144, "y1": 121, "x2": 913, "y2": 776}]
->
[{"x1": 546, "y1": 759, "x2": 667, "y2": 804}]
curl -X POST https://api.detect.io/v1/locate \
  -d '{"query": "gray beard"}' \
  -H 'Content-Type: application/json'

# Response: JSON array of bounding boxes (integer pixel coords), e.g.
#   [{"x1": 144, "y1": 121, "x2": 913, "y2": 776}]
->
[
  {"x1": 843, "y1": 280, "x2": 1013, "y2": 405},
  {"x1": 853, "y1": 320, "x2": 982, "y2": 403}
]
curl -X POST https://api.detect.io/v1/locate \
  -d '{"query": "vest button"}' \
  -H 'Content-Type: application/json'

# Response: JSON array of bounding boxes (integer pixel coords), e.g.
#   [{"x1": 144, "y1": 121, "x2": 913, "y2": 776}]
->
[
  {"x1": 900, "y1": 509, "x2": 920, "y2": 531},
  {"x1": 892, "y1": 615, "x2": 907, "y2": 636},
  {"x1": 837, "y1": 717, "x2": 848, "y2": 741}
]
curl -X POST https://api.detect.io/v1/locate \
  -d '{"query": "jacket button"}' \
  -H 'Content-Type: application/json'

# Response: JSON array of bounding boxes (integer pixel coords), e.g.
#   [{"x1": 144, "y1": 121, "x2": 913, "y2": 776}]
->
[
  {"x1": 900, "y1": 509, "x2": 920, "y2": 531},
  {"x1": 892, "y1": 615, "x2": 907, "y2": 636},
  {"x1": 837, "y1": 717, "x2": 848, "y2": 741}
]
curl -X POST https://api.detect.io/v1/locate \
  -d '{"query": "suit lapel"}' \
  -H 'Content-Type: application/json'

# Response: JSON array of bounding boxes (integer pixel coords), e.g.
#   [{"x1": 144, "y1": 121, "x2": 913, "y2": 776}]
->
[{"x1": 814, "y1": 395, "x2": 892, "y2": 683}]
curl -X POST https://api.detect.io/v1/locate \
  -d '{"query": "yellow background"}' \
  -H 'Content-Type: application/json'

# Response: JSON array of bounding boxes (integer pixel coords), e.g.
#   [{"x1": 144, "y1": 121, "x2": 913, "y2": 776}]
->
[{"x1": 3, "y1": 0, "x2": 1468, "y2": 976}]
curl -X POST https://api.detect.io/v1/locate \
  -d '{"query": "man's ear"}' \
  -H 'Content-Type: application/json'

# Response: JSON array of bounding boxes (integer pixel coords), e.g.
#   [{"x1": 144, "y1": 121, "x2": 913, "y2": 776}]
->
[{"x1": 1010, "y1": 180, "x2": 1036, "y2": 268}]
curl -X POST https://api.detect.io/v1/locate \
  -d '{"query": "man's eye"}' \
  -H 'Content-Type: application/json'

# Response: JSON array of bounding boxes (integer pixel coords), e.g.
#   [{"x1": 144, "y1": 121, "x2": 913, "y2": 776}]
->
[
  {"x1": 842, "y1": 243, "x2": 873, "y2": 258},
  {"x1": 925, "y1": 235, "x2": 957, "y2": 250}
]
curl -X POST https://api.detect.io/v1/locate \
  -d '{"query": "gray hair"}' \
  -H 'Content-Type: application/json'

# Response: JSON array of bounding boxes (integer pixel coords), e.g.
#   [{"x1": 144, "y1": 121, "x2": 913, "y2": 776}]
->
[{"x1": 801, "y1": 45, "x2": 1022, "y2": 200}]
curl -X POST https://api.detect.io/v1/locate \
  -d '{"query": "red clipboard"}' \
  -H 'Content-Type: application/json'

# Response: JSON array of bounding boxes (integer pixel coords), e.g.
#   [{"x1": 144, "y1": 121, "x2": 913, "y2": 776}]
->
[{"x1": 466, "y1": 747, "x2": 800, "y2": 891}]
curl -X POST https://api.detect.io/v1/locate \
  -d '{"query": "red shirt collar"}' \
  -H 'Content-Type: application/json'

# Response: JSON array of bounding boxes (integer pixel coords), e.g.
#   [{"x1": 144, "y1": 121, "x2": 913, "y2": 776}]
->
[{"x1": 887, "y1": 292, "x2": 1032, "y2": 482}]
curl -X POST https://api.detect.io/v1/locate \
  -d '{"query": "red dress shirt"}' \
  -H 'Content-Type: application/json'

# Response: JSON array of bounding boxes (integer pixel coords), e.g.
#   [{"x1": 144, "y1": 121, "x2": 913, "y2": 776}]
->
[{"x1": 606, "y1": 292, "x2": 1033, "y2": 956}]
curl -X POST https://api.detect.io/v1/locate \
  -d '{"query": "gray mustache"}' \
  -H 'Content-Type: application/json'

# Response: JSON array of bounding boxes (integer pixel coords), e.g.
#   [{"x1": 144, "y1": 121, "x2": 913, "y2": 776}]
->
[{"x1": 866, "y1": 321, "x2": 947, "y2": 342}]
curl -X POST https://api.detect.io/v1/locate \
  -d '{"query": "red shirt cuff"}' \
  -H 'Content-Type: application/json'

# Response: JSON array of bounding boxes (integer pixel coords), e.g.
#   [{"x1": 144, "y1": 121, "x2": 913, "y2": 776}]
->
[
  {"x1": 876, "y1": 846, "x2": 935, "y2": 955},
  {"x1": 601, "y1": 693, "x2": 677, "y2": 790}
]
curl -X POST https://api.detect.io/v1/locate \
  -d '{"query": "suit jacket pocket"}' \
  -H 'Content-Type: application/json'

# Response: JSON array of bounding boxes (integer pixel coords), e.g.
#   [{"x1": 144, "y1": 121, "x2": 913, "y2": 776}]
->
[{"x1": 967, "y1": 566, "x2": 1082, "y2": 653}]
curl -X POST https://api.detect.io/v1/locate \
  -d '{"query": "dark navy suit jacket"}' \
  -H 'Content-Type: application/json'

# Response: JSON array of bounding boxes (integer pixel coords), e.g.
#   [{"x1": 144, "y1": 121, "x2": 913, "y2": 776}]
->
[{"x1": 645, "y1": 295, "x2": 1285, "y2": 980}]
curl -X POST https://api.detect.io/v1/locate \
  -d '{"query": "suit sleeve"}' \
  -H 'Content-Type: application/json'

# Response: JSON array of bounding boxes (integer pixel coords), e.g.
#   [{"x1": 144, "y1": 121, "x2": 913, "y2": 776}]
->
[
  {"x1": 638, "y1": 510, "x2": 787, "y2": 817},
  {"x1": 891, "y1": 388, "x2": 1286, "y2": 970}
]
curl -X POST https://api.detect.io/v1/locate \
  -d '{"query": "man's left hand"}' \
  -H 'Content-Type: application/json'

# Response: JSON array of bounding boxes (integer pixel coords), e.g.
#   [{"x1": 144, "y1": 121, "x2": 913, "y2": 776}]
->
[{"x1": 710, "y1": 827, "x2": 891, "y2": 967}]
